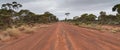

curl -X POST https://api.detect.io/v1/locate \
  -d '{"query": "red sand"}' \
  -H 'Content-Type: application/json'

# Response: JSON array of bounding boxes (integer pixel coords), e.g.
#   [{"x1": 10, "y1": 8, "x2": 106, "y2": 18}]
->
[{"x1": 0, "y1": 22, "x2": 120, "y2": 50}]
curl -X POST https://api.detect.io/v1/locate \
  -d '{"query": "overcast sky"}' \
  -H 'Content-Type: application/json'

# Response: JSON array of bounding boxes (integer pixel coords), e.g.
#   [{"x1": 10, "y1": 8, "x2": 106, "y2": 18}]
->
[{"x1": 0, "y1": 0, "x2": 120, "y2": 20}]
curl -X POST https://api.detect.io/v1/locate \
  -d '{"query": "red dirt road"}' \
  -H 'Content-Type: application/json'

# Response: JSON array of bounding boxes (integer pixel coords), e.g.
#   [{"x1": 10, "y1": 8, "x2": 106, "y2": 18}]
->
[{"x1": 0, "y1": 22, "x2": 120, "y2": 50}]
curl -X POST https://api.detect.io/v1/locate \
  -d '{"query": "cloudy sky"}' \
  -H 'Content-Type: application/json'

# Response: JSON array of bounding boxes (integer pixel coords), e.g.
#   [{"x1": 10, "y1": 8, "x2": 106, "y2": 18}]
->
[{"x1": 0, "y1": 0, "x2": 120, "y2": 20}]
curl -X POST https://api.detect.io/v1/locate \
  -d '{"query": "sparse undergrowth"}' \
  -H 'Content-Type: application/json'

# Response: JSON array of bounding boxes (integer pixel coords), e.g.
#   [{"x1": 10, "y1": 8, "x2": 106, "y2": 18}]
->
[
  {"x1": 73, "y1": 22, "x2": 120, "y2": 33},
  {"x1": 18, "y1": 25, "x2": 36, "y2": 34},
  {"x1": 0, "y1": 24, "x2": 50, "y2": 42},
  {"x1": 0, "y1": 25, "x2": 37, "y2": 42}
]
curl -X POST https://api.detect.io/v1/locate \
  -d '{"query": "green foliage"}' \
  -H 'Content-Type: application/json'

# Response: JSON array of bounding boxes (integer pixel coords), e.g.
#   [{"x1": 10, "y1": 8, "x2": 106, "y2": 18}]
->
[
  {"x1": 112, "y1": 4, "x2": 120, "y2": 14},
  {"x1": 0, "y1": 14, "x2": 12, "y2": 29},
  {"x1": 74, "y1": 13, "x2": 96, "y2": 24},
  {"x1": 0, "y1": 2, "x2": 58, "y2": 30},
  {"x1": 98, "y1": 11, "x2": 120, "y2": 24},
  {"x1": 1, "y1": 1, "x2": 22, "y2": 11},
  {"x1": 72, "y1": 11, "x2": 120, "y2": 25},
  {"x1": 33, "y1": 12, "x2": 58, "y2": 23}
]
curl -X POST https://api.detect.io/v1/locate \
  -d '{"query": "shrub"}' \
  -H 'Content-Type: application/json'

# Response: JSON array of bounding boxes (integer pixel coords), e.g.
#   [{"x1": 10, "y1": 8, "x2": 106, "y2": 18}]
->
[
  {"x1": 3, "y1": 26, "x2": 22, "y2": 38},
  {"x1": 0, "y1": 33, "x2": 11, "y2": 42},
  {"x1": 18, "y1": 25, "x2": 35, "y2": 34},
  {"x1": 75, "y1": 22, "x2": 79, "y2": 25}
]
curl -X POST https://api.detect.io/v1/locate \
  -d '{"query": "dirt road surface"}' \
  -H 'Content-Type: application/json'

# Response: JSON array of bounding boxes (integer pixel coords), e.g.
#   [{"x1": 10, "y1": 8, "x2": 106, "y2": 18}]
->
[{"x1": 0, "y1": 22, "x2": 120, "y2": 50}]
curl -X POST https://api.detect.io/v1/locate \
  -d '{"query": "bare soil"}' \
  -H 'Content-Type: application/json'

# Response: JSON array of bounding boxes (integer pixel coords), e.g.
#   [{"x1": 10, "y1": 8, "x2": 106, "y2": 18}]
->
[{"x1": 0, "y1": 22, "x2": 120, "y2": 50}]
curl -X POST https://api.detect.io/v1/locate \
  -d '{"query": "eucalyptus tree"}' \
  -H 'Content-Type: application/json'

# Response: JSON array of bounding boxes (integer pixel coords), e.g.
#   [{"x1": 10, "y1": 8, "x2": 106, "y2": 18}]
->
[
  {"x1": 0, "y1": 1, "x2": 22, "y2": 28},
  {"x1": 79, "y1": 13, "x2": 96, "y2": 24},
  {"x1": 12, "y1": 1, "x2": 22, "y2": 10},
  {"x1": 1, "y1": 4, "x2": 7, "y2": 9},
  {"x1": 18, "y1": 10, "x2": 36, "y2": 24},
  {"x1": 98, "y1": 11, "x2": 108, "y2": 24},
  {"x1": 43, "y1": 12, "x2": 58, "y2": 23},
  {"x1": 112, "y1": 4, "x2": 120, "y2": 24},
  {"x1": 1, "y1": 3, "x2": 12, "y2": 10},
  {"x1": 112, "y1": 4, "x2": 120, "y2": 14},
  {"x1": 1, "y1": 1, "x2": 22, "y2": 11},
  {"x1": 88, "y1": 14, "x2": 97, "y2": 21},
  {"x1": 65, "y1": 12, "x2": 70, "y2": 21}
]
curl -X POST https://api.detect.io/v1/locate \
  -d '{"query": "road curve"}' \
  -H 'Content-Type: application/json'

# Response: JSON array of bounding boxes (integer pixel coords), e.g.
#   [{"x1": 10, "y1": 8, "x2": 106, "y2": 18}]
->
[{"x1": 0, "y1": 22, "x2": 120, "y2": 50}]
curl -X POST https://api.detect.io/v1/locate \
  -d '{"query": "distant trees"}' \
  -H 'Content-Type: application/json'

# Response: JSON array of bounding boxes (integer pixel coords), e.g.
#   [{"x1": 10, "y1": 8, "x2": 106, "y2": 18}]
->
[
  {"x1": 72, "y1": 11, "x2": 120, "y2": 25},
  {"x1": 43, "y1": 12, "x2": 58, "y2": 23},
  {"x1": 16, "y1": 11, "x2": 58, "y2": 26},
  {"x1": 98, "y1": 11, "x2": 120, "y2": 24},
  {"x1": 73, "y1": 16, "x2": 79, "y2": 21},
  {"x1": 65, "y1": 13, "x2": 70, "y2": 17},
  {"x1": 98, "y1": 11, "x2": 107, "y2": 24},
  {"x1": 65, "y1": 13, "x2": 70, "y2": 21},
  {"x1": 72, "y1": 13, "x2": 96, "y2": 24},
  {"x1": 33, "y1": 12, "x2": 58, "y2": 24},
  {"x1": 81, "y1": 14, "x2": 96, "y2": 22},
  {"x1": 0, "y1": 2, "x2": 58, "y2": 29},
  {"x1": 69, "y1": 3, "x2": 120, "y2": 25}
]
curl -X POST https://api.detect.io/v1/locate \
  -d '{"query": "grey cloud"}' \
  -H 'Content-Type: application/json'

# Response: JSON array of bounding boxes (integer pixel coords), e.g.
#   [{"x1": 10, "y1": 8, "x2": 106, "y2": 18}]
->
[
  {"x1": 0, "y1": 0, "x2": 38, "y2": 4},
  {"x1": 0, "y1": 0, "x2": 120, "y2": 20}
]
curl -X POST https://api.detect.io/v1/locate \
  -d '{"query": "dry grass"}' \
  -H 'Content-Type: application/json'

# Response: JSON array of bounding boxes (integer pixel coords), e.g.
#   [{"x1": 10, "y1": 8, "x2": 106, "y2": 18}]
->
[
  {"x1": 22, "y1": 27, "x2": 35, "y2": 34},
  {"x1": 0, "y1": 25, "x2": 37, "y2": 42},
  {"x1": 75, "y1": 23, "x2": 120, "y2": 33},
  {"x1": 0, "y1": 23, "x2": 50, "y2": 42},
  {"x1": 110, "y1": 28, "x2": 120, "y2": 33},
  {"x1": 0, "y1": 26, "x2": 21, "y2": 41},
  {"x1": 18, "y1": 25, "x2": 36, "y2": 34},
  {"x1": 79, "y1": 23, "x2": 103, "y2": 30},
  {"x1": 0, "y1": 33, "x2": 11, "y2": 42},
  {"x1": 3, "y1": 26, "x2": 22, "y2": 38}
]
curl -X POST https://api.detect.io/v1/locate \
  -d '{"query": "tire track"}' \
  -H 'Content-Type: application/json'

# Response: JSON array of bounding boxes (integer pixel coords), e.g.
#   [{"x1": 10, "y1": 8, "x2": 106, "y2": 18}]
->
[
  {"x1": 63, "y1": 23, "x2": 120, "y2": 50},
  {"x1": 0, "y1": 22, "x2": 120, "y2": 50}
]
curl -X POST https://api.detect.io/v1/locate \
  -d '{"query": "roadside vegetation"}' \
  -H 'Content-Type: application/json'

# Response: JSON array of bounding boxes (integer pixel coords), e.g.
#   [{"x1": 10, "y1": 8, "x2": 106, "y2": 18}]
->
[
  {"x1": 66, "y1": 4, "x2": 120, "y2": 33},
  {"x1": 0, "y1": 1, "x2": 58, "y2": 42}
]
